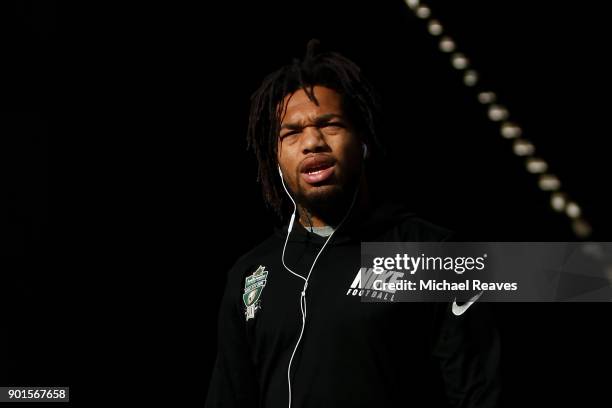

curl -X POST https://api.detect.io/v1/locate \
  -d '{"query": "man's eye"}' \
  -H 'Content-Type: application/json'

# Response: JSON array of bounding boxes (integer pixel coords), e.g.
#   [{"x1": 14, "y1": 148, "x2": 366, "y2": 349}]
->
[
  {"x1": 321, "y1": 123, "x2": 344, "y2": 131},
  {"x1": 324, "y1": 122, "x2": 343, "y2": 128},
  {"x1": 281, "y1": 131, "x2": 298, "y2": 139}
]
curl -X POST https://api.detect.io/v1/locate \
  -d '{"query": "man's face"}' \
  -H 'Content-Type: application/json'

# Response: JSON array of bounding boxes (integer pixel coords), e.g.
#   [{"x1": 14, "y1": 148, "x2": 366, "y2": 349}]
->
[{"x1": 277, "y1": 85, "x2": 363, "y2": 211}]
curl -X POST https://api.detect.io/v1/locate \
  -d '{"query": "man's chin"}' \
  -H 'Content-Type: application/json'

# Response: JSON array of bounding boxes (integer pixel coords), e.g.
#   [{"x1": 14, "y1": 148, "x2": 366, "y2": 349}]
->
[
  {"x1": 296, "y1": 183, "x2": 349, "y2": 215},
  {"x1": 301, "y1": 183, "x2": 341, "y2": 202}
]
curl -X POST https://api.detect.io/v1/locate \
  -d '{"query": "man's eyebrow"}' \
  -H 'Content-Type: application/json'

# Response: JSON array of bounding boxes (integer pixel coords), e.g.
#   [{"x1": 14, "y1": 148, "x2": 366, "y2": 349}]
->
[{"x1": 280, "y1": 113, "x2": 343, "y2": 131}]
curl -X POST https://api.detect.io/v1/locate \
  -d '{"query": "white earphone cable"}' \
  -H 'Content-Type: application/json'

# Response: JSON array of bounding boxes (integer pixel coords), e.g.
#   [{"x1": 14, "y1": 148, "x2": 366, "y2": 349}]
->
[{"x1": 277, "y1": 163, "x2": 361, "y2": 408}]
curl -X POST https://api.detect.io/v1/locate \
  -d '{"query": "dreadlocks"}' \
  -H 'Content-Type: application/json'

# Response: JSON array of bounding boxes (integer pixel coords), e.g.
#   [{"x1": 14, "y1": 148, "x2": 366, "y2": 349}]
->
[{"x1": 246, "y1": 39, "x2": 383, "y2": 221}]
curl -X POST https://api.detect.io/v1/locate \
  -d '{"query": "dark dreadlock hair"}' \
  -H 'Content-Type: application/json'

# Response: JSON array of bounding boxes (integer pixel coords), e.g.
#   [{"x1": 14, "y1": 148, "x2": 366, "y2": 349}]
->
[{"x1": 247, "y1": 39, "x2": 384, "y2": 221}]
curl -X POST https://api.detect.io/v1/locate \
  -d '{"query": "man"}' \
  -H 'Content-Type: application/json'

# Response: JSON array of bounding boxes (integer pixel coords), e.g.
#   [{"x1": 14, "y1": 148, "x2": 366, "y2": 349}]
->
[{"x1": 206, "y1": 40, "x2": 501, "y2": 408}]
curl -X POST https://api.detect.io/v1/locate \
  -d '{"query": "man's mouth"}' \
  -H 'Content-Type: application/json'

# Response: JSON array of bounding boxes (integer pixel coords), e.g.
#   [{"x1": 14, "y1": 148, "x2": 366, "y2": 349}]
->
[{"x1": 300, "y1": 155, "x2": 336, "y2": 185}]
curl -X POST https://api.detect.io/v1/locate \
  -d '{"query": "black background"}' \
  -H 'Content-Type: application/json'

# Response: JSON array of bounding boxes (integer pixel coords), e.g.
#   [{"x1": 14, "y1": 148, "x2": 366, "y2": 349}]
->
[{"x1": 3, "y1": 0, "x2": 611, "y2": 406}]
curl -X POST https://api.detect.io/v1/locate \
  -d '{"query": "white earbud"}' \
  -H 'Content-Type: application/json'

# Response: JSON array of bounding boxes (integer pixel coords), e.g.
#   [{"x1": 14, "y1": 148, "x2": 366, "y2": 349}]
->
[{"x1": 362, "y1": 143, "x2": 368, "y2": 159}]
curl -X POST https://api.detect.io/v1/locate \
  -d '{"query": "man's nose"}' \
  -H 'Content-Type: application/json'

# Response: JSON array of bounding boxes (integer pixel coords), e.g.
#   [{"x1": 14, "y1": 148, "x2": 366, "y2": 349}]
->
[{"x1": 301, "y1": 126, "x2": 327, "y2": 154}]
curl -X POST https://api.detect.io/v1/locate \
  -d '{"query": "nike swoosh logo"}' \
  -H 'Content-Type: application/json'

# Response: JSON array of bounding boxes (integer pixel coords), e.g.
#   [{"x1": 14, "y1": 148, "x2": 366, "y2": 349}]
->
[{"x1": 452, "y1": 291, "x2": 484, "y2": 316}]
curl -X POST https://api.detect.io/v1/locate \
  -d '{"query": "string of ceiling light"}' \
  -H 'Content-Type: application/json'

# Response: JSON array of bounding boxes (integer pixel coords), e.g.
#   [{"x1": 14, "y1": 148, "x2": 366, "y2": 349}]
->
[{"x1": 404, "y1": 0, "x2": 592, "y2": 239}]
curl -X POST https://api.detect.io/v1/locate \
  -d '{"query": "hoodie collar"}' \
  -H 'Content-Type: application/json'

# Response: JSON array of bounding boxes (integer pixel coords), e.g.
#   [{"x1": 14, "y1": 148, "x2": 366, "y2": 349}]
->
[{"x1": 274, "y1": 197, "x2": 415, "y2": 245}]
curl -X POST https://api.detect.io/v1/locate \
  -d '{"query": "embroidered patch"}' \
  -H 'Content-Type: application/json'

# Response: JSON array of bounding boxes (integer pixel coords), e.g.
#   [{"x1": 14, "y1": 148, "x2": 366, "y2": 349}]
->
[{"x1": 243, "y1": 265, "x2": 268, "y2": 321}]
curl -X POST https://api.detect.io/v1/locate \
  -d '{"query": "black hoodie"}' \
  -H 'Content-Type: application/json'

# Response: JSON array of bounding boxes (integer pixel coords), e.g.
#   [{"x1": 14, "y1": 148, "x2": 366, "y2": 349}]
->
[{"x1": 206, "y1": 199, "x2": 501, "y2": 408}]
